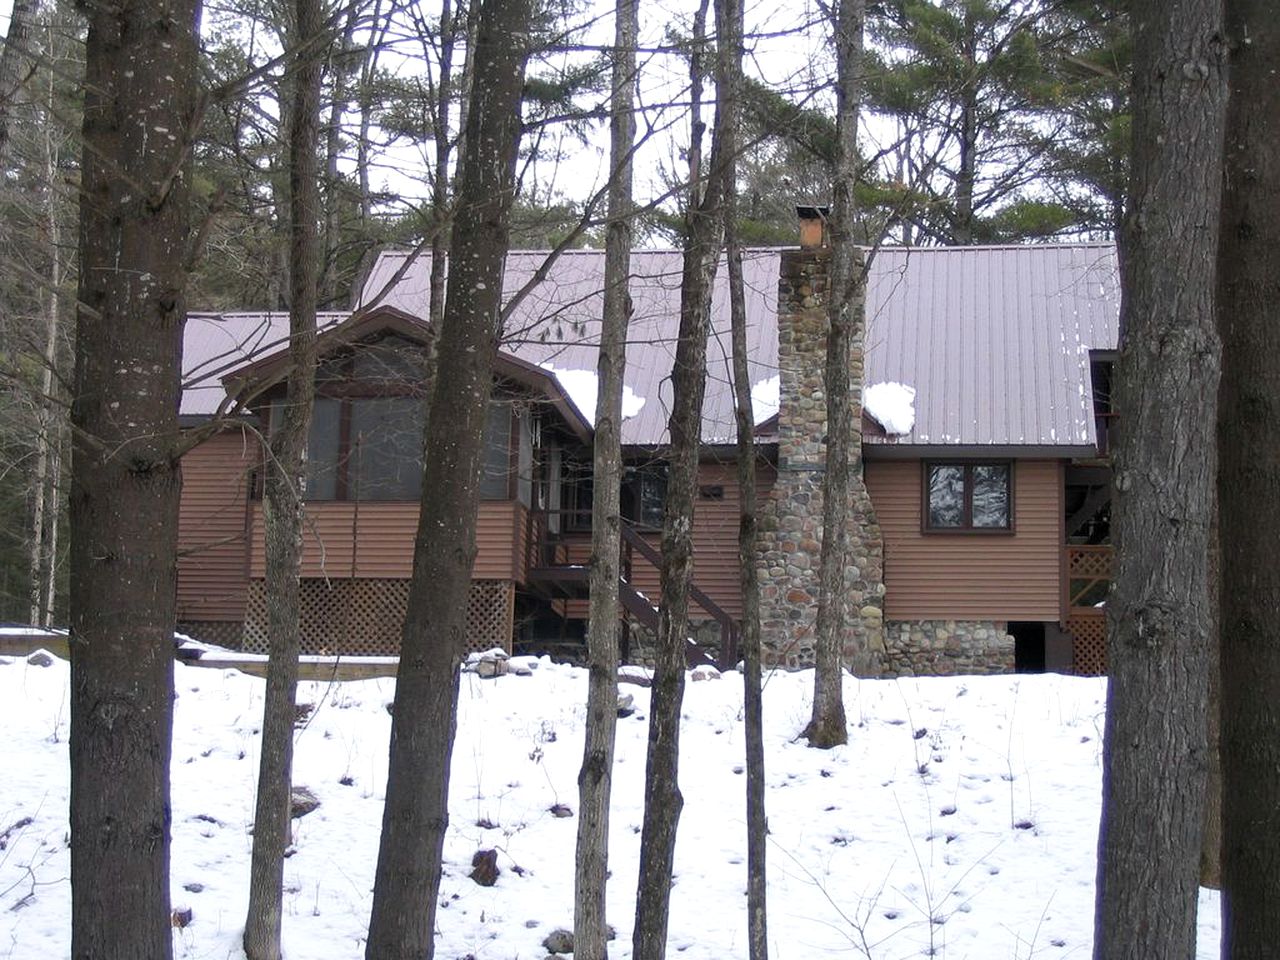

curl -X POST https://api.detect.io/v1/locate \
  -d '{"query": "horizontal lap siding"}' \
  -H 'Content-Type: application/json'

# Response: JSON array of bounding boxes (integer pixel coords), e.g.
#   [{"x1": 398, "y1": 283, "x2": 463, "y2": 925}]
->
[
  {"x1": 177, "y1": 428, "x2": 257, "y2": 621},
  {"x1": 248, "y1": 500, "x2": 524, "y2": 581},
  {"x1": 867, "y1": 459, "x2": 1062, "y2": 621}
]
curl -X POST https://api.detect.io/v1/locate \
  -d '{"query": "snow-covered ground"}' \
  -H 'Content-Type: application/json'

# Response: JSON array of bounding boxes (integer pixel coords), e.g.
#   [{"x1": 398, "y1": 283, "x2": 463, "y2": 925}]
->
[{"x1": 0, "y1": 652, "x2": 1221, "y2": 959}]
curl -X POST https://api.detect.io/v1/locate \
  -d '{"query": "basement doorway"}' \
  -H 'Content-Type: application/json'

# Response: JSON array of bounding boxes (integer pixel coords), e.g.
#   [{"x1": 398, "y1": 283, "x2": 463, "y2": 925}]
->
[{"x1": 1009, "y1": 621, "x2": 1046, "y2": 673}]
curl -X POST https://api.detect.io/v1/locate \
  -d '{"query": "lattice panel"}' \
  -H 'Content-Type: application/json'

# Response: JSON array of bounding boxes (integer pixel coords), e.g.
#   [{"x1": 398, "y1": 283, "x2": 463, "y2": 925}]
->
[
  {"x1": 177, "y1": 620, "x2": 244, "y2": 649},
  {"x1": 1065, "y1": 611, "x2": 1107, "y2": 677},
  {"x1": 241, "y1": 578, "x2": 513, "y2": 657},
  {"x1": 465, "y1": 579, "x2": 515, "y2": 655},
  {"x1": 1067, "y1": 546, "x2": 1113, "y2": 579}
]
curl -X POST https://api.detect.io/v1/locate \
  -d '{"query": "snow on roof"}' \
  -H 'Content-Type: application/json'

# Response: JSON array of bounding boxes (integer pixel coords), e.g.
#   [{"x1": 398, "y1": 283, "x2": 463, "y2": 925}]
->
[
  {"x1": 863, "y1": 381, "x2": 916, "y2": 437},
  {"x1": 750, "y1": 375, "x2": 780, "y2": 424},
  {"x1": 538, "y1": 363, "x2": 646, "y2": 426}
]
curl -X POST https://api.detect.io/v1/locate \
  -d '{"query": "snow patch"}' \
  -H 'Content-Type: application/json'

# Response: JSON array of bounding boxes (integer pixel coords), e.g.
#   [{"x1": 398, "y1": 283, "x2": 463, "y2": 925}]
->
[
  {"x1": 750, "y1": 375, "x2": 780, "y2": 424},
  {"x1": 539, "y1": 363, "x2": 645, "y2": 425},
  {"x1": 863, "y1": 381, "x2": 916, "y2": 436}
]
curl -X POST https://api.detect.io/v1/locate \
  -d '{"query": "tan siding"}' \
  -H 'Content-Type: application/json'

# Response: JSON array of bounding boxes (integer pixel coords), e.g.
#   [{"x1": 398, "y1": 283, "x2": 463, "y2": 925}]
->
[
  {"x1": 177, "y1": 427, "x2": 258, "y2": 621},
  {"x1": 248, "y1": 499, "x2": 523, "y2": 581},
  {"x1": 867, "y1": 459, "x2": 1062, "y2": 621}
]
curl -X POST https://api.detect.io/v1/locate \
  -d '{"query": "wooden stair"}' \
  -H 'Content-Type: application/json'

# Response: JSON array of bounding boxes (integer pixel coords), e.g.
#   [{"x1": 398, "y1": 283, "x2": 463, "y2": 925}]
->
[{"x1": 524, "y1": 517, "x2": 735, "y2": 670}]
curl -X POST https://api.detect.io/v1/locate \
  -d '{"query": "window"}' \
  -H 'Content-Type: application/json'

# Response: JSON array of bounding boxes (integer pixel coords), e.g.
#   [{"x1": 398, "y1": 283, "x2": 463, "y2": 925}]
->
[
  {"x1": 623, "y1": 463, "x2": 667, "y2": 528},
  {"x1": 350, "y1": 397, "x2": 422, "y2": 500},
  {"x1": 260, "y1": 334, "x2": 520, "y2": 502},
  {"x1": 273, "y1": 396, "x2": 513, "y2": 502},
  {"x1": 925, "y1": 462, "x2": 1012, "y2": 531},
  {"x1": 479, "y1": 403, "x2": 512, "y2": 500},
  {"x1": 304, "y1": 397, "x2": 341, "y2": 500}
]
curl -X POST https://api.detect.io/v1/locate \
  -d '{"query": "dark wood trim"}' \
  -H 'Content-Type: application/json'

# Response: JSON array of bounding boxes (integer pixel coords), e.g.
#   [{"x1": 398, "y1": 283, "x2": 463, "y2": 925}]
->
[{"x1": 920, "y1": 459, "x2": 1016, "y2": 535}]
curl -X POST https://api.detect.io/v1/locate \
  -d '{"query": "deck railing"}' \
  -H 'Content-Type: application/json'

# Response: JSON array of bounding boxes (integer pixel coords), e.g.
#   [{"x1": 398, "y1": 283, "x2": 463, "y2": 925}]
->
[{"x1": 524, "y1": 508, "x2": 740, "y2": 669}]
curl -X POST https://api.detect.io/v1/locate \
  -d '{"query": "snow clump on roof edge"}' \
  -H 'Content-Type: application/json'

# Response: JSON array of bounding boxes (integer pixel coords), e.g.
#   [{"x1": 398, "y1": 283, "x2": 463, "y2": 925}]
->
[{"x1": 863, "y1": 381, "x2": 916, "y2": 436}]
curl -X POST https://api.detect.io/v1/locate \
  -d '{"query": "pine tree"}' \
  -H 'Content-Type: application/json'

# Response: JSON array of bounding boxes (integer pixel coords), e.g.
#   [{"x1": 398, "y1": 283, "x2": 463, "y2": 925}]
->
[
  {"x1": 68, "y1": 0, "x2": 200, "y2": 953},
  {"x1": 1092, "y1": 0, "x2": 1227, "y2": 956},
  {"x1": 1218, "y1": 0, "x2": 1280, "y2": 953}
]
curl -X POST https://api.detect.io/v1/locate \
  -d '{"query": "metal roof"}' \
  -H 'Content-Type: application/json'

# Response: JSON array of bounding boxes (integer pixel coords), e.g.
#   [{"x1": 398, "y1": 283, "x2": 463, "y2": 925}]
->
[
  {"x1": 182, "y1": 243, "x2": 1120, "y2": 449},
  {"x1": 358, "y1": 248, "x2": 782, "y2": 446},
  {"x1": 181, "y1": 312, "x2": 348, "y2": 416},
  {"x1": 864, "y1": 243, "x2": 1119, "y2": 448}
]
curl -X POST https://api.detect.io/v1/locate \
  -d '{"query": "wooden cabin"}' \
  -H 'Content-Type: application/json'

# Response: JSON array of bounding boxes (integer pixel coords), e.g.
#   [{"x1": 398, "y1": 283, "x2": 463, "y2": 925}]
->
[{"x1": 176, "y1": 241, "x2": 1118, "y2": 676}]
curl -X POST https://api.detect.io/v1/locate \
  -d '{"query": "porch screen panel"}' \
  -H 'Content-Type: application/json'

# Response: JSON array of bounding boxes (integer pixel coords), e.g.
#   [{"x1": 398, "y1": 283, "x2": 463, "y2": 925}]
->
[
  {"x1": 305, "y1": 397, "x2": 341, "y2": 500},
  {"x1": 351, "y1": 397, "x2": 423, "y2": 500}
]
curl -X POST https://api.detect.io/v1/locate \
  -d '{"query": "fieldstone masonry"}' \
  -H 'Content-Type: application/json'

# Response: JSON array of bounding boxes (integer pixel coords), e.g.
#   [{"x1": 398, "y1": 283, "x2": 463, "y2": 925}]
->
[
  {"x1": 758, "y1": 245, "x2": 885, "y2": 672},
  {"x1": 881, "y1": 620, "x2": 1015, "y2": 677}
]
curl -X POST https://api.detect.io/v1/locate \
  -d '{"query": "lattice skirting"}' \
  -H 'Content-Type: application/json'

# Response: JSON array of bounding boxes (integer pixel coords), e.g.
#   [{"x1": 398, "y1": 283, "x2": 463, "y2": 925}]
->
[
  {"x1": 240, "y1": 578, "x2": 514, "y2": 657},
  {"x1": 1064, "y1": 611, "x2": 1107, "y2": 676},
  {"x1": 176, "y1": 620, "x2": 244, "y2": 649}
]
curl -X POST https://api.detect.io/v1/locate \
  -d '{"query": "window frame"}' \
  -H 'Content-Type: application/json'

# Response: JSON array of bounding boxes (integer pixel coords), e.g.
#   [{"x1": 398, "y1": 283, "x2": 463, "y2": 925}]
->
[
  {"x1": 622, "y1": 461, "x2": 668, "y2": 531},
  {"x1": 921, "y1": 460, "x2": 1015, "y2": 534}
]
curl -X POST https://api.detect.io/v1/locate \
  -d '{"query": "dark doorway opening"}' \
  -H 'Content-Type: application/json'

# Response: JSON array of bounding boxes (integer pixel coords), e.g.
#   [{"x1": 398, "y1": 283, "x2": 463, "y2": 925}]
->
[{"x1": 1010, "y1": 621, "x2": 1046, "y2": 673}]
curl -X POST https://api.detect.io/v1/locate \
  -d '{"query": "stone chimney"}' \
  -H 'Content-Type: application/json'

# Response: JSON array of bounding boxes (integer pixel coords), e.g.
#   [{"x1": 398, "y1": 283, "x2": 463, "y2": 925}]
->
[{"x1": 757, "y1": 209, "x2": 885, "y2": 672}]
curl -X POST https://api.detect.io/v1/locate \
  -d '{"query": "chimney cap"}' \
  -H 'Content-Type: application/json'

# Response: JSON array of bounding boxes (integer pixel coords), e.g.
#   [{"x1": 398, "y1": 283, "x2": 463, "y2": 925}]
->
[
  {"x1": 796, "y1": 204, "x2": 830, "y2": 221},
  {"x1": 797, "y1": 205, "x2": 830, "y2": 249}
]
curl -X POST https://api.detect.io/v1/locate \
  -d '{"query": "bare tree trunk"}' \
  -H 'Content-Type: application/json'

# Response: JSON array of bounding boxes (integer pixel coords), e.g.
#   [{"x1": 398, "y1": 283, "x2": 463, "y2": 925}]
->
[
  {"x1": 805, "y1": 0, "x2": 865, "y2": 749},
  {"x1": 1201, "y1": 501, "x2": 1221, "y2": 889},
  {"x1": 42, "y1": 429, "x2": 62, "y2": 624},
  {"x1": 573, "y1": 1, "x2": 636, "y2": 957},
  {"x1": 1092, "y1": 0, "x2": 1226, "y2": 956},
  {"x1": 1219, "y1": 2, "x2": 1280, "y2": 953},
  {"x1": 364, "y1": 3, "x2": 530, "y2": 957},
  {"x1": 453, "y1": 5, "x2": 480, "y2": 193},
  {"x1": 0, "y1": 0, "x2": 37, "y2": 170},
  {"x1": 29, "y1": 77, "x2": 61, "y2": 627},
  {"x1": 320, "y1": 4, "x2": 358, "y2": 307},
  {"x1": 719, "y1": 0, "x2": 765, "y2": 952},
  {"x1": 242, "y1": 0, "x2": 323, "y2": 954},
  {"x1": 427, "y1": 0, "x2": 455, "y2": 330},
  {"x1": 633, "y1": 2, "x2": 729, "y2": 956},
  {"x1": 953, "y1": 11, "x2": 977, "y2": 245},
  {"x1": 68, "y1": 0, "x2": 199, "y2": 952}
]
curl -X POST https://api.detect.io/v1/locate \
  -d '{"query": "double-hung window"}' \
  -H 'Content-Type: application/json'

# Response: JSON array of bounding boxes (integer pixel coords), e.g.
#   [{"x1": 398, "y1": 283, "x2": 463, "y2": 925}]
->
[{"x1": 924, "y1": 462, "x2": 1012, "y2": 532}]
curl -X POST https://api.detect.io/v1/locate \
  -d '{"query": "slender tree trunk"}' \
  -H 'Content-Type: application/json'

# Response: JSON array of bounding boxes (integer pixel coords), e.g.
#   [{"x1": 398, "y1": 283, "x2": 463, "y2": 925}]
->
[
  {"x1": 42, "y1": 430, "x2": 62, "y2": 624},
  {"x1": 320, "y1": 5, "x2": 358, "y2": 307},
  {"x1": 427, "y1": 0, "x2": 454, "y2": 330},
  {"x1": 573, "y1": 1, "x2": 636, "y2": 957},
  {"x1": 0, "y1": 0, "x2": 36, "y2": 170},
  {"x1": 805, "y1": 0, "x2": 865, "y2": 749},
  {"x1": 68, "y1": 0, "x2": 199, "y2": 953},
  {"x1": 364, "y1": 3, "x2": 530, "y2": 957},
  {"x1": 242, "y1": 0, "x2": 323, "y2": 954},
  {"x1": 719, "y1": 0, "x2": 765, "y2": 951},
  {"x1": 1092, "y1": 1, "x2": 1226, "y2": 956},
  {"x1": 1201, "y1": 501, "x2": 1221, "y2": 889},
  {"x1": 29, "y1": 83, "x2": 61, "y2": 627},
  {"x1": 953, "y1": 14, "x2": 977, "y2": 245},
  {"x1": 453, "y1": 5, "x2": 480, "y2": 193},
  {"x1": 633, "y1": 2, "x2": 728, "y2": 956},
  {"x1": 1218, "y1": 2, "x2": 1280, "y2": 953},
  {"x1": 355, "y1": 18, "x2": 381, "y2": 233}
]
